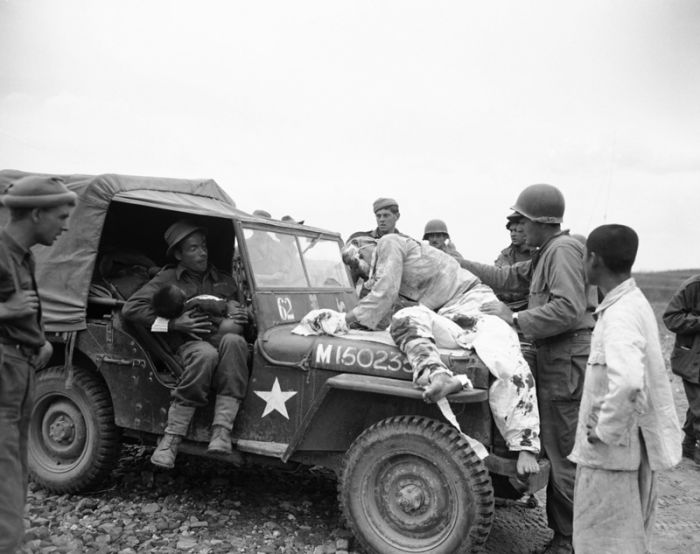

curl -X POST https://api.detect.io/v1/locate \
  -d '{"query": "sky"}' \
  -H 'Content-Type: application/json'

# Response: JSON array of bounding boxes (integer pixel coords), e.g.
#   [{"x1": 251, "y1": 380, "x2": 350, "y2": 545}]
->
[{"x1": 1, "y1": 0, "x2": 699, "y2": 271}]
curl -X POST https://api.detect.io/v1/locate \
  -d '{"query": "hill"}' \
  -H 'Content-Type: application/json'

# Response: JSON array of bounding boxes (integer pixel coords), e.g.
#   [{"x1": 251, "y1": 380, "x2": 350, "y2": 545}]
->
[{"x1": 634, "y1": 268, "x2": 700, "y2": 303}]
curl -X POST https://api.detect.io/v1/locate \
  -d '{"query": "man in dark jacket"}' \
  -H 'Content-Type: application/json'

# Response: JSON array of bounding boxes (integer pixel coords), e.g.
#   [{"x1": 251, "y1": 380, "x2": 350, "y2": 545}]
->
[
  {"x1": 460, "y1": 184, "x2": 596, "y2": 554},
  {"x1": 663, "y1": 275, "x2": 700, "y2": 465},
  {"x1": 0, "y1": 175, "x2": 76, "y2": 552},
  {"x1": 123, "y1": 220, "x2": 250, "y2": 469}
]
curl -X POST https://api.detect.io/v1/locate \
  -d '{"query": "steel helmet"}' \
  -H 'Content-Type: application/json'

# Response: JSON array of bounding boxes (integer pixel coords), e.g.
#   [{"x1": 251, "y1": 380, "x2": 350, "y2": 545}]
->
[
  {"x1": 511, "y1": 184, "x2": 565, "y2": 224},
  {"x1": 423, "y1": 219, "x2": 450, "y2": 239}
]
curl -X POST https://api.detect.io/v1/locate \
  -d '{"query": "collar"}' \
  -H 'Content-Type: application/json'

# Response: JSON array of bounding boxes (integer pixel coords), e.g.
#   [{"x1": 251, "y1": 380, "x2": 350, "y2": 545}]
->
[
  {"x1": 175, "y1": 264, "x2": 217, "y2": 280},
  {"x1": 0, "y1": 229, "x2": 30, "y2": 260},
  {"x1": 595, "y1": 277, "x2": 636, "y2": 315}
]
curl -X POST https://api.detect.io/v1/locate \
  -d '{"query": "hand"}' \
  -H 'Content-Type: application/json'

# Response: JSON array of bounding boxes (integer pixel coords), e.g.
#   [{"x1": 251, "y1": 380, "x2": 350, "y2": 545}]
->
[
  {"x1": 586, "y1": 411, "x2": 601, "y2": 444},
  {"x1": 35, "y1": 341, "x2": 53, "y2": 369},
  {"x1": 227, "y1": 306, "x2": 249, "y2": 325},
  {"x1": 3, "y1": 290, "x2": 40, "y2": 318},
  {"x1": 170, "y1": 309, "x2": 213, "y2": 339},
  {"x1": 480, "y1": 300, "x2": 513, "y2": 324}
]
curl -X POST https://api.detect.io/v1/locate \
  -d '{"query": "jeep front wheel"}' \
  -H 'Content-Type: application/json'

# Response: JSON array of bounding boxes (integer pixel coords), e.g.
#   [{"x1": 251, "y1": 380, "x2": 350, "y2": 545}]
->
[
  {"x1": 339, "y1": 415, "x2": 494, "y2": 554},
  {"x1": 29, "y1": 365, "x2": 120, "y2": 493}
]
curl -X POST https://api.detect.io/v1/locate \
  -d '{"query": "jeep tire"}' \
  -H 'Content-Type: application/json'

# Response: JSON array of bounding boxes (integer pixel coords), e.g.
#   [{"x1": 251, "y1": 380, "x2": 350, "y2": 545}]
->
[
  {"x1": 29, "y1": 365, "x2": 120, "y2": 493},
  {"x1": 340, "y1": 415, "x2": 494, "y2": 554}
]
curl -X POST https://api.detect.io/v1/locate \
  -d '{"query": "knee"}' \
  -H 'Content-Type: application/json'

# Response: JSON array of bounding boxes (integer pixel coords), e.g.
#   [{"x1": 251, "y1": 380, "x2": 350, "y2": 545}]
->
[{"x1": 218, "y1": 333, "x2": 247, "y2": 350}]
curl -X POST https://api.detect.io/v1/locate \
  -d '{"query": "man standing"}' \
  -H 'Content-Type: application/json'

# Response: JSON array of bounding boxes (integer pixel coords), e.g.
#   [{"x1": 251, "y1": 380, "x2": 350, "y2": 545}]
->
[
  {"x1": 422, "y1": 219, "x2": 463, "y2": 259},
  {"x1": 123, "y1": 220, "x2": 250, "y2": 469},
  {"x1": 570, "y1": 224, "x2": 681, "y2": 553},
  {"x1": 663, "y1": 273, "x2": 700, "y2": 465},
  {"x1": 460, "y1": 184, "x2": 595, "y2": 554},
  {"x1": 346, "y1": 197, "x2": 403, "y2": 286},
  {"x1": 493, "y1": 212, "x2": 532, "y2": 313},
  {"x1": 0, "y1": 175, "x2": 77, "y2": 553}
]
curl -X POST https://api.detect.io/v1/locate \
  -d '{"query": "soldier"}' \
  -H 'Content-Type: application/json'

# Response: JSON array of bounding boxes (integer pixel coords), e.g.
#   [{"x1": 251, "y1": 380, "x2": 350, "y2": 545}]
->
[
  {"x1": 494, "y1": 212, "x2": 532, "y2": 267},
  {"x1": 663, "y1": 273, "x2": 700, "y2": 465},
  {"x1": 0, "y1": 175, "x2": 77, "y2": 552},
  {"x1": 493, "y1": 212, "x2": 532, "y2": 313},
  {"x1": 422, "y1": 219, "x2": 462, "y2": 259},
  {"x1": 460, "y1": 184, "x2": 596, "y2": 554},
  {"x1": 570, "y1": 224, "x2": 681, "y2": 553},
  {"x1": 123, "y1": 220, "x2": 250, "y2": 469}
]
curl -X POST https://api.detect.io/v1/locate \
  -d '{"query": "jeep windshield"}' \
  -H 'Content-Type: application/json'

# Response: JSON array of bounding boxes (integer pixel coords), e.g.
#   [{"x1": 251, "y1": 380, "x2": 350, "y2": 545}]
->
[{"x1": 242, "y1": 226, "x2": 352, "y2": 289}]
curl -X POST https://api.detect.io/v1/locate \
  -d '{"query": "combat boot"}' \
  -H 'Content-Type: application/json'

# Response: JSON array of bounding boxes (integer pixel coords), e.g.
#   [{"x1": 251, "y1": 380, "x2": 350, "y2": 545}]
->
[
  {"x1": 207, "y1": 395, "x2": 241, "y2": 454},
  {"x1": 151, "y1": 403, "x2": 196, "y2": 469}
]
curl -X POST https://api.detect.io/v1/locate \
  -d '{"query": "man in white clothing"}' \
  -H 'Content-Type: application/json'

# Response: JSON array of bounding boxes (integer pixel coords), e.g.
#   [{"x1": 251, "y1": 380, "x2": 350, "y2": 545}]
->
[{"x1": 569, "y1": 224, "x2": 682, "y2": 554}]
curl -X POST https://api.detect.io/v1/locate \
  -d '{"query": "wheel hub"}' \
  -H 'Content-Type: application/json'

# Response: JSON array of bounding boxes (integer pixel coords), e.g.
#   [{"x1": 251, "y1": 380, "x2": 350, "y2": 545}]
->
[
  {"x1": 40, "y1": 399, "x2": 87, "y2": 461},
  {"x1": 49, "y1": 415, "x2": 75, "y2": 443},
  {"x1": 396, "y1": 482, "x2": 427, "y2": 514}
]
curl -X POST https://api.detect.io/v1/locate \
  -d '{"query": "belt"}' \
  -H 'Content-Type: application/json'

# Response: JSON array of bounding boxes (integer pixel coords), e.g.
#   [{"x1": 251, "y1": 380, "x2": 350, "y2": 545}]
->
[
  {"x1": 533, "y1": 328, "x2": 592, "y2": 347},
  {"x1": 0, "y1": 339, "x2": 39, "y2": 359}
]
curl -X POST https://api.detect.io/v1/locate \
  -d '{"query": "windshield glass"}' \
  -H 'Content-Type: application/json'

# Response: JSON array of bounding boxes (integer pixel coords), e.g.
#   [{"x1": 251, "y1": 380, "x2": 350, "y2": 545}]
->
[
  {"x1": 299, "y1": 236, "x2": 352, "y2": 288},
  {"x1": 242, "y1": 227, "x2": 351, "y2": 289}
]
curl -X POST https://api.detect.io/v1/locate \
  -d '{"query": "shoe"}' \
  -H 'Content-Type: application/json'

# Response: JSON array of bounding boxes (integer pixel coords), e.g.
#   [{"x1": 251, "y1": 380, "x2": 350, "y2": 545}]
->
[
  {"x1": 207, "y1": 425, "x2": 233, "y2": 454},
  {"x1": 151, "y1": 433, "x2": 182, "y2": 469},
  {"x1": 682, "y1": 435, "x2": 696, "y2": 459},
  {"x1": 533, "y1": 533, "x2": 573, "y2": 554}
]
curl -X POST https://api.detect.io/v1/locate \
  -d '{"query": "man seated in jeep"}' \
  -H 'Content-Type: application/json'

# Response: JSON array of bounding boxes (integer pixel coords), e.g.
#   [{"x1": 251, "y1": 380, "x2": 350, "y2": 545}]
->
[
  {"x1": 122, "y1": 220, "x2": 250, "y2": 469},
  {"x1": 343, "y1": 234, "x2": 541, "y2": 476}
]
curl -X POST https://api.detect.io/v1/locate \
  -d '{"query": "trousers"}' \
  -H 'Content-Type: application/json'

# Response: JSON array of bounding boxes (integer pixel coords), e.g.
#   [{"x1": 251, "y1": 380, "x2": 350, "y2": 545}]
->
[
  {"x1": 535, "y1": 331, "x2": 590, "y2": 537},
  {"x1": 682, "y1": 379, "x2": 700, "y2": 440},
  {"x1": 573, "y1": 439, "x2": 656, "y2": 554},
  {"x1": 173, "y1": 333, "x2": 249, "y2": 407},
  {"x1": 0, "y1": 345, "x2": 36, "y2": 554},
  {"x1": 390, "y1": 285, "x2": 540, "y2": 454}
]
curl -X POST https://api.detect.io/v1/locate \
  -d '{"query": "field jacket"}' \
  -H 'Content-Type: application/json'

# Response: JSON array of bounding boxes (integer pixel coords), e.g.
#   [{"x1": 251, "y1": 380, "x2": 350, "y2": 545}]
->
[
  {"x1": 663, "y1": 275, "x2": 700, "y2": 383},
  {"x1": 569, "y1": 279, "x2": 681, "y2": 470},
  {"x1": 350, "y1": 235, "x2": 479, "y2": 330},
  {"x1": 461, "y1": 231, "x2": 596, "y2": 340}
]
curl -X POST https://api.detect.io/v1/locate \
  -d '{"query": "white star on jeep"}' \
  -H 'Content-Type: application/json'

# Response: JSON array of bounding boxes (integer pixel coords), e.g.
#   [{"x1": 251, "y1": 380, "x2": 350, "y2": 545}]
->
[{"x1": 254, "y1": 378, "x2": 298, "y2": 419}]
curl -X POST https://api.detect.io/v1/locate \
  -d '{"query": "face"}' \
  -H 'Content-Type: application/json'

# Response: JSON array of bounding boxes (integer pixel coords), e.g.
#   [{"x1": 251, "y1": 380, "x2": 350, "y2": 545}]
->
[
  {"x1": 425, "y1": 233, "x2": 447, "y2": 249},
  {"x1": 521, "y1": 218, "x2": 546, "y2": 248},
  {"x1": 375, "y1": 208, "x2": 399, "y2": 234},
  {"x1": 33, "y1": 204, "x2": 73, "y2": 246},
  {"x1": 174, "y1": 231, "x2": 208, "y2": 273},
  {"x1": 509, "y1": 222, "x2": 526, "y2": 247}
]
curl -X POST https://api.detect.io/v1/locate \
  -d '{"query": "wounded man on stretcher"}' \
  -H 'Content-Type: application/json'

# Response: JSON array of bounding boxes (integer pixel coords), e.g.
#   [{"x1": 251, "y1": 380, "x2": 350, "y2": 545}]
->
[{"x1": 314, "y1": 232, "x2": 542, "y2": 476}]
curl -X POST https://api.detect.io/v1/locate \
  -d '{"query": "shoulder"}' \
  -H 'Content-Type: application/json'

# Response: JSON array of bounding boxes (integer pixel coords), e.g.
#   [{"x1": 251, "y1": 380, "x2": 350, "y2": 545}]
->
[{"x1": 678, "y1": 274, "x2": 700, "y2": 292}]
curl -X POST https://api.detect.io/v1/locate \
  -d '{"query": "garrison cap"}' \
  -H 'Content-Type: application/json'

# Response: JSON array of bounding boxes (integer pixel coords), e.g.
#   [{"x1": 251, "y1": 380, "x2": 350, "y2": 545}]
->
[
  {"x1": 253, "y1": 209, "x2": 272, "y2": 219},
  {"x1": 164, "y1": 220, "x2": 207, "y2": 258},
  {"x1": 373, "y1": 197, "x2": 399, "y2": 213},
  {"x1": 0, "y1": 175, "x2": 77, "y2": 208}
]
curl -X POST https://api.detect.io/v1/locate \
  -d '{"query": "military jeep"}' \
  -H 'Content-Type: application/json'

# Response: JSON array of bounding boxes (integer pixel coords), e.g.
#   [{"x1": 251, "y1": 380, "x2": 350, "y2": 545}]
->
[{"x1": 0, "y1": 170, "x2": 548, "y2": 554}]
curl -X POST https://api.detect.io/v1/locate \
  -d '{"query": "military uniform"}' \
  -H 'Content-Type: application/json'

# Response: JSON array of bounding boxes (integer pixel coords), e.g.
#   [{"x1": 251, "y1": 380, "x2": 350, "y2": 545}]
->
[
  {"x1": 663, "y1": 275, "x2": 700, "y2": 460},
  {"x1": 462, "y1": 231, "x2": 596, "y2": 540},
  {"x1": 0, "y1": 175, "x2": 76, "y2": 553}
]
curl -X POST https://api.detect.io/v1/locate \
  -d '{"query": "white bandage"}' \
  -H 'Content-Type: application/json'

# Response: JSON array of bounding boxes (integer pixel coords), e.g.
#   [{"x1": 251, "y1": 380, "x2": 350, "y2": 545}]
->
[{"x1": 151, "y1": 317, "x2": 169, "y2": 333}]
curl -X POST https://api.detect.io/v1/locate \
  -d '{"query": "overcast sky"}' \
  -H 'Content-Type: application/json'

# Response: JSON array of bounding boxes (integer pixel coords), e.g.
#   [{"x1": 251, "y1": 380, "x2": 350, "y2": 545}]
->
[{"x1": 1, "y1": 0, "x2": 699, "y2": 270}]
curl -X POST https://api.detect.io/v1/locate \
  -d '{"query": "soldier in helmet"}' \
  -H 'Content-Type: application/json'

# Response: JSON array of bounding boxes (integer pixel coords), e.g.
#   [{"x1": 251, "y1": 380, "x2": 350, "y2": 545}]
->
[
  {"x1": 422, "y1": 219, "x2": 462, "y2": 260},
  {"x1": 460, "y1": 184, "x2": 596, "y2": 554},
  {"x1": 0, "y1": 175, "x2": 77, "y2": 552}
]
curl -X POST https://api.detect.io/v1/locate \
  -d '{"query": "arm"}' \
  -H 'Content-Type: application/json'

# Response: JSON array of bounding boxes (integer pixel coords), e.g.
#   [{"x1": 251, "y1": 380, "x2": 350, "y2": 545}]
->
[
  {"x1": 350, "y1": 238, "x2": 405, "y2": 330},
  {"x1": 663, "y1": 279, "x2": 700, "y2": 335},
  {"x1": 593, "y1": 313, "x2": 646, "y2": 445},
  {"x1": 459, "y1": 258, "x2": 532, "y2": 292},
  {"x1": 517, "y1": 244, "x2": 587, "y2": 338}
]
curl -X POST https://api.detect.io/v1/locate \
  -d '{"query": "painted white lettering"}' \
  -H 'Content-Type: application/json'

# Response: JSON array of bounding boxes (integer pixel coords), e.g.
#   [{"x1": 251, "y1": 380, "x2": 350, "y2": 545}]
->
[
  {"x1": 316, "y1": 344, "x2": 332, "y2": 365},
  {"x1": 356, "y1": 348, "x2": 374, "y2": 369},
  {"x1": 374, "y1": 350, "x2": 388, "y2": 371}
]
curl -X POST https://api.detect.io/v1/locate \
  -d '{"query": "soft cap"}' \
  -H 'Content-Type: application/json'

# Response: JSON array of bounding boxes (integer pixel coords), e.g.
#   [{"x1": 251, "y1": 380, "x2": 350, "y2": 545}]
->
[
  {"x1": 373, "y1": 197, "x2": 399, "y2": 213},
  {"x1": 0, "y1": 175, "x2": 77, "y2": 208}
]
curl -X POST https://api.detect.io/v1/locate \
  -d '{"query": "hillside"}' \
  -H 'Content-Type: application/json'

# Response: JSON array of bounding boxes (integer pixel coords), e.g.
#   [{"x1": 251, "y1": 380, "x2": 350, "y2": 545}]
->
[{"x1": 634, "y1": 268, "x2": 700, "y2": 303}]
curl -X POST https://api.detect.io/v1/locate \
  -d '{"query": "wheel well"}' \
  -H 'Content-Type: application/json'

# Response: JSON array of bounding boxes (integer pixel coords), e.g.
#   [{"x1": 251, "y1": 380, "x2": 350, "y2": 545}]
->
[{"x1": 293, "y1": 388, "x2": 491, "y2": 456}]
